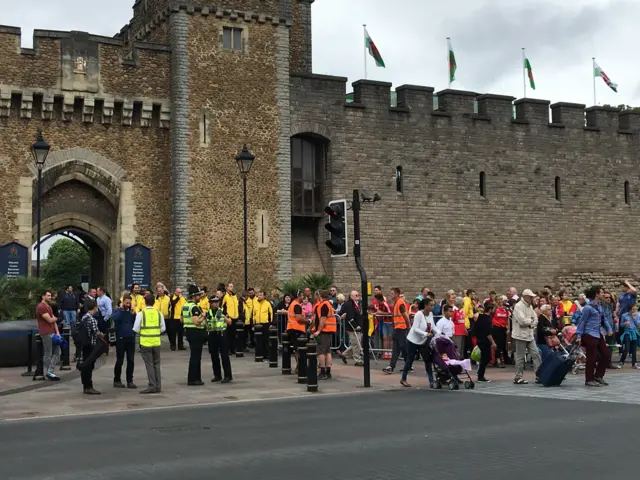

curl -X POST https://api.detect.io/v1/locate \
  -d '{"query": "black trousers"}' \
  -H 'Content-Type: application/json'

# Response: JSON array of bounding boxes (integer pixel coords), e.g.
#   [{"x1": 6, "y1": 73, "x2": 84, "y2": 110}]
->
[
  {"x1": 185, "y1": 328, "x2": 206, "y2": 383},
  {"x1": 166, "y1": 319, "x2": 184, "y2": 349},
  {"x1": 477, "y1": 341, "x2": 492, "y2": 380},
  {"x1": 390, "y1": 329, "x2": 408, "y2": 369},
  {"x1": 491, "y1": 326, "x2": 508, "y2": 364},
  {"x1": 208, "y1": 331, "x2": 232, "y2": 379},
  {"x1": 114, "y1": 337, "x2": 135, "y2": 383},
  {"x1": 227, "y1": 320, "x2": 237, "y2": 354}
]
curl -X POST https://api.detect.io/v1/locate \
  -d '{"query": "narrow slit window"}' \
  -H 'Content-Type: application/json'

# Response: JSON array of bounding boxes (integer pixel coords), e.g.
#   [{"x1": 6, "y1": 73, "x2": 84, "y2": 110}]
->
[
  {"x1": 223, "y1": 27, "x2": 243, "y2": 52},
  {"x1": 555, "y1": 176, "x2": 561, "y2": 201},
  {"x1": 479, "y1": 171, "x2": 486, "y2": 198},
  {"x1": 202, "y1": 111, "x2": 207, "y2": 144},
  {"x1": 625, "y1": 181, "x2": 630, "y2": 205},
  {"x1": 396, "y1": 166, "x2": 403, "y2": 193}
]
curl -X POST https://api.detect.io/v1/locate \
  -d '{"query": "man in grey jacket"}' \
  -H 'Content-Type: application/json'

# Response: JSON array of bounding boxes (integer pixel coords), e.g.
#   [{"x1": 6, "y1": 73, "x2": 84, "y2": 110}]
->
[{"x1": 511, "y1": 289, "x2": 541, "y2": 384}]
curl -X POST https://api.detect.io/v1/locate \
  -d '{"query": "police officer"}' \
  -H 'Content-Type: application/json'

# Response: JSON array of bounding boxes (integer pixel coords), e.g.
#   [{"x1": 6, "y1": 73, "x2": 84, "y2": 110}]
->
[
  {"x1": 206, "y1": 296, "x2": 233, "y2": 383},
  {"x1": 182, "y1": 284, "x2": 207, "y2": 386}
]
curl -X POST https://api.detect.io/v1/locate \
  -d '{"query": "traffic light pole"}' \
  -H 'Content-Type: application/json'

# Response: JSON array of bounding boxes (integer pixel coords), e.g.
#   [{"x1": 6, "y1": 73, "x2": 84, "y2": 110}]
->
[{"x1": 352, "y1": 189, "x2": 370, "y2": 388}]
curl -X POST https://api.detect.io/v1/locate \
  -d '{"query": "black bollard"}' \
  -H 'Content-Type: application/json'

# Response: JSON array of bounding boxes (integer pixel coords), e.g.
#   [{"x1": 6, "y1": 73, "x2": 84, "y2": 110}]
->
[
  {"x1": 281, "y1": 331, "x2": 292, "y2": 374},
  {"x1": 297, "y1": 336, "x2": 308, "y2": 384},
  {"x1": 235, "y1": 320, "x2": 245, "y2": 358},
  {"x1": 306, "y1": 340, "x2": 318, "y2": 393},
  {"x1": 33, "y1": 333, "x2": 45, "y2": 381},
  {"x1": 21, "y1": 329, "x2": 34, "y2": 377},
  {"x1": 60, "y1": 326, "x2": 71, "y2": 371},
  {"x1": 254, "y1": 324, "x2": 264, "y2": 362},
  {"x1": 269, "y1": 325, "x2": 278, "y2": 368}
]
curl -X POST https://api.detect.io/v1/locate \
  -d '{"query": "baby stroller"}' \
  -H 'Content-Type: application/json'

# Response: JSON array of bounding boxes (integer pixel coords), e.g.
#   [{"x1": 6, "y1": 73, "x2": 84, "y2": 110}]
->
[
  {"x1": 431, "y1": 337, "x2": 475, "y2": 390},
  {"x1": 559, "y1": 325, "x2": 586, "y2": 375}
]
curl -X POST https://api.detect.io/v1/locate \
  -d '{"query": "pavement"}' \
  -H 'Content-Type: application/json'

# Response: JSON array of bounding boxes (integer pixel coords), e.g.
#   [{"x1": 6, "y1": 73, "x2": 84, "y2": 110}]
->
[
  {"x1": 2, "y1": 342, "x2": 640, "y2": 420},
  {"x1": 2, "y1": 386, "x2": 640, "y2": 479}
]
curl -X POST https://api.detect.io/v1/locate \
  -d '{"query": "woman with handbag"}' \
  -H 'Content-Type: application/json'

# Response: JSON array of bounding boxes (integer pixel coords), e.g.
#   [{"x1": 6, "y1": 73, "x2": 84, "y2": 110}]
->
[{"x1": 536, "y1": 304, "x2": 559, "y2": 361}]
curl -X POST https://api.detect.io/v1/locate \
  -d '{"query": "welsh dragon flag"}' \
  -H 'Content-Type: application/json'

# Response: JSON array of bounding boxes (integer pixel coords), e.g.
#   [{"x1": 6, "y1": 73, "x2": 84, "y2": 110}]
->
[
  {"x1": 364, "y1": 27, "x2": 385, "y2": 68},
  {"x1": 524, "y1": 57, "x2": 535, "y2": 89},
  {"x1": 594, "y1": 62, "x2": 618, "y2": 92}
]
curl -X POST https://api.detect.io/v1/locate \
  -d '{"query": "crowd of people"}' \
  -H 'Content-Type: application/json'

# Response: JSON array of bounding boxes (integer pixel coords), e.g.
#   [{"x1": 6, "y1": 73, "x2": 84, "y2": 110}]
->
[{"x1": 34, "y1": 279, "x2": 638, "y2": 394}]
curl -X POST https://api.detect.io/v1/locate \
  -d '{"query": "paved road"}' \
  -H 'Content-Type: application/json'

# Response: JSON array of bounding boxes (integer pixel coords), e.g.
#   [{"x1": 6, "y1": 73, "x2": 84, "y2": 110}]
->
[{"x1": 2, "y1": 389, "x2": 638, "y2": 480}]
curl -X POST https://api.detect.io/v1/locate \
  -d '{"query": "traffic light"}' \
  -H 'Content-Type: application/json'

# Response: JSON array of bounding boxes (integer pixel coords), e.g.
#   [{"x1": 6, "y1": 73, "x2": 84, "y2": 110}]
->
[{"x1": 324, "y1": 200, "x2": 348, "y2": 256}]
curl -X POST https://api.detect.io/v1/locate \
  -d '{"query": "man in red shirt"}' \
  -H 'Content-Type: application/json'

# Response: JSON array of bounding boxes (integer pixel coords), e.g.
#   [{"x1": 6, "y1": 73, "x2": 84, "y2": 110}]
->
[{"x1": 37, "y1": 290, "x2": 61, "y2": 381}]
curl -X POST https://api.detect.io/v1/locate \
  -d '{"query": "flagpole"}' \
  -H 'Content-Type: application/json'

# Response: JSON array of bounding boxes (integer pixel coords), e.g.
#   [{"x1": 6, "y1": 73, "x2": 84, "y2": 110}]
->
[
  {"x1": 447, "y1": 37, "x2": 451, "y2": 88},
  {"x1": 363, "y1": 24, "x2": 368, "y2": 80},
  {"x1": 522, "y1": 48, "x2": 526, "y2": 98},
  {"x1": 592, "y1": 57, "x2": 596, "y2": 105}
]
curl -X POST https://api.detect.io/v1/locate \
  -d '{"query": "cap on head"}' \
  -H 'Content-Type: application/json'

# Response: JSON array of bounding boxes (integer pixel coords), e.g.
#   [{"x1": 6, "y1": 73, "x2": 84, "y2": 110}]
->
[
  {"x1": 522, "y1": 289, "x2": 535, "y2": 298},
  {"x1": 209, "y1": 296, "x2": 220, "y2": 303}
]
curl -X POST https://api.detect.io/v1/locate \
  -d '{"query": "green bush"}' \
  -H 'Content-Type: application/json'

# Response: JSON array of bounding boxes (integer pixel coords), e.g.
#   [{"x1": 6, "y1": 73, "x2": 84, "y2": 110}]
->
[
  {"x1": 0, "y1": 277, "x2": 48, "y2": 322},
  {"x1": 277, "y1": 274, "x2": 335, "y2": 297}
]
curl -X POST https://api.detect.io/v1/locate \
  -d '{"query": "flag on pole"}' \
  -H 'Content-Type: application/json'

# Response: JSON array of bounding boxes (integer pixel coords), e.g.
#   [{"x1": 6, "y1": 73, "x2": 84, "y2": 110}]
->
[
  {"x1": 524, "y1": 57, "x2": 535, "y2": 90},
  {"x1": 364, "y1": 27, "x2": 385, "y2": 68},
  {"x1": 448, "y1": 38, "x2": 457, "y2": 83},
  {"x1": 594, "y1": 62, "x2": 618, "y2": 92}
]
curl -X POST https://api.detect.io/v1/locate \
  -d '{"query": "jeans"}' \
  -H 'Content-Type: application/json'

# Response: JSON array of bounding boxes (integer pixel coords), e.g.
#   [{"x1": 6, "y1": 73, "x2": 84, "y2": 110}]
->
[
  {"x1": 514, "y1": 338, "x2": 541, "y2": 379},
  {"x1": 477, "y1": 341, "x2": 492, "y2": 380},
  {"x1": 185, "y1": 328, "x2": 206, "y2": 383},
  {"x1": 208, "y1": 331, "x2": 232, "y2": 379},
  {"x1": 63, "y1": 310, "x2": 77, "y2": 329},
  {"x1": 140, "y1": 346, "x2": 162, "y2": 391},
  {"x1": 620, "y1": 335, "x2": 637, "y2": 365},
  {"x1": 114, "y1": 337, "x2": 135, "y2": 383},
  {"x1": 390, "y1": 329, "x2": 408, "y2": 369},
  {"x1": 401, "y1": 340, "x2": 433, "y2": 383},
  {"x1": 41, "y1": 334, "x2": 61, "y2": 375},
  {"x1": 582, "y1": 334, "x2": 611, "y2": 382}
]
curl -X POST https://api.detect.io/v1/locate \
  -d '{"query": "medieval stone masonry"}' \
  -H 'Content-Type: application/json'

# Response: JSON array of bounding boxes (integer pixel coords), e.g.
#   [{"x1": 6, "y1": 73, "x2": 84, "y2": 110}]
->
[{"x1": 0, "y1": 0, "x2": 639, "y2": 298}]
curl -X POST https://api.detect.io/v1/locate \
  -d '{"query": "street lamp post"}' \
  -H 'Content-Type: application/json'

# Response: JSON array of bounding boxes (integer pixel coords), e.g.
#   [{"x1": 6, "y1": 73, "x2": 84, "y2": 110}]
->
[
  {"x1": 235, "y1": 144, "x2": 255, "y2": 291},
  {"x1": 31, "y1": 128, "x2": 51, "y2": 278}
]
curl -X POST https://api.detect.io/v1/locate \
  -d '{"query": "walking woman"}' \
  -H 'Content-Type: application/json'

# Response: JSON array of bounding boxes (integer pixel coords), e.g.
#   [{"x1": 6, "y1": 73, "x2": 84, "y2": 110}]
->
[
  {"x1": 472, "y1": 302, "x2": 497, "y2": 383},
  {"x1": 619, "y1": 304, "x2": 640, "y2": 369},
  {"x1": 400, "y1": 298, "x2": 439, "y2": 388}
]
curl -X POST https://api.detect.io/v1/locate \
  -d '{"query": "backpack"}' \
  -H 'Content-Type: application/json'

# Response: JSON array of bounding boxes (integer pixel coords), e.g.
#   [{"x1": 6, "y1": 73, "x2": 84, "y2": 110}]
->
[{"x1": 72, "y1": 315, "x2": 92, "y2": 346}]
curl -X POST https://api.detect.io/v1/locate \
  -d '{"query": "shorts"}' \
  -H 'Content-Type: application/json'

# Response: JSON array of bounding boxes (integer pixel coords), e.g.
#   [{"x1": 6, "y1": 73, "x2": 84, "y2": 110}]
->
[
  {"x1": 317, "y1": 332, "x2": 332, "y2": 355},
  {"x1": 287, "y1": 329, "x2": 306, "y2": 353},
  {"x1": 381, "y1": 322, "x2": 393, "y2": 336}
]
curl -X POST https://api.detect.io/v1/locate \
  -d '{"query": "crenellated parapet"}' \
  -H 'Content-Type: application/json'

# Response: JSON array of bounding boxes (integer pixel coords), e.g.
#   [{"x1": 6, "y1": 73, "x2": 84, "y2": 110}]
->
[
  {"x1": 291, "y1": 73, "x2": 640, "y2": 137},
  {"x1": 0, "y1": 85, "x2": 170, "y2": 128}
]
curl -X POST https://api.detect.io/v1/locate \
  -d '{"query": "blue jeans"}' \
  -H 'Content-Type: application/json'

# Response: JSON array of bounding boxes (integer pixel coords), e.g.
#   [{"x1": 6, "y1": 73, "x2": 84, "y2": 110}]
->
[{"x1": 63, "y1": 310, "x2": 77, "y2": 329}]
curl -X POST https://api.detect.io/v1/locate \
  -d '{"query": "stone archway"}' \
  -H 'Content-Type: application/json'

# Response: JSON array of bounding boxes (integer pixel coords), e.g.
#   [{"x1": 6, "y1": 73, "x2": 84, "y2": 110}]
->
[{"x1": 21, "y1": 147, "x2": 135, "y2": 295}]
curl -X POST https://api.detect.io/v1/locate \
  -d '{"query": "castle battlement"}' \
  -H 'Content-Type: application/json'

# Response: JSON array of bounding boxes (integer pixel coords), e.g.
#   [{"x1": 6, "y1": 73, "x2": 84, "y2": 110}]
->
[{"x1": 291, "y1": 73, "x2": 640, "y2": 138}]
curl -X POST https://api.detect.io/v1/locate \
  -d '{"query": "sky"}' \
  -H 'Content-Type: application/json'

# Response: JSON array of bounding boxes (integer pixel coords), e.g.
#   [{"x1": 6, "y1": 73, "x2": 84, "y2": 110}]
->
[{"x1": 3, "y1": 0, "x2": 638, "y2": 106}]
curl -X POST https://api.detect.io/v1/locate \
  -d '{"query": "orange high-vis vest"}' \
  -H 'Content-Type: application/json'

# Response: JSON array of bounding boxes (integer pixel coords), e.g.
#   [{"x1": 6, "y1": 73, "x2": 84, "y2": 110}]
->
[
  {"x1": 320, "y1": 300, "x2": 336, "y2": 333},
  {"x1": 393, "y1": 299, "x2": 408, "y2": 330},
  {"x1": 287, "y1": 299, "x2": 305, "y2": 332}
]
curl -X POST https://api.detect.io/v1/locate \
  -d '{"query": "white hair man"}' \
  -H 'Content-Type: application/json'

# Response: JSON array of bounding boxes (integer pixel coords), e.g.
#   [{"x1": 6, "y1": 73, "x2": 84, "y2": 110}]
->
[
  {"x1": 337, "y1": 290, "x2": 364, "y2": 366},
  {"x1": 512, "y1": 289, "x2": 541, "y2": 385}
]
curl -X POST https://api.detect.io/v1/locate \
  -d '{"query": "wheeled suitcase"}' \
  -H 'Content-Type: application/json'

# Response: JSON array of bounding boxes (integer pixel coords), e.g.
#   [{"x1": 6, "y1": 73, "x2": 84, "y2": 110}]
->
[{"x1": 536, "y1": 351, "x2": 573, "y2": 387}]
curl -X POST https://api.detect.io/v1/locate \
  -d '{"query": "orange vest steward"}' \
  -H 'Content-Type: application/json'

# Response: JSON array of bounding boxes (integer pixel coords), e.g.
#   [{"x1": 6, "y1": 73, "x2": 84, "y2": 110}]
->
[
  {"x1": 393, "y1": 299, "x2": 408, "y2": 330},
  {"x1": 319, "y1": 300, "x2": 336, "y2": 333},
  {"x1": 287, "y1": 299, "x2": 305, "y2": 332}
]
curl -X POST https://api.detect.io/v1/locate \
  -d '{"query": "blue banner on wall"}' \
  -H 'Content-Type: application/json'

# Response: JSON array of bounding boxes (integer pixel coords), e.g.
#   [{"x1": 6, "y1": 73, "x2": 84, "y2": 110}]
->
[
  {"x1": 124, "y1": 243, "x2": 151, "y2": 290},
  {"x1": 0, "y1": 242, "x2": 28, "y2": 278}
]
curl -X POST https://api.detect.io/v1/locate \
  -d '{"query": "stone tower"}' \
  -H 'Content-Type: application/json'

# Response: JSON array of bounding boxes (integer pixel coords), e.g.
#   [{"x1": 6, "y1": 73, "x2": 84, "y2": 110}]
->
[{"x1": 119, "y1": 0, "x2": 315, "y2": 289}]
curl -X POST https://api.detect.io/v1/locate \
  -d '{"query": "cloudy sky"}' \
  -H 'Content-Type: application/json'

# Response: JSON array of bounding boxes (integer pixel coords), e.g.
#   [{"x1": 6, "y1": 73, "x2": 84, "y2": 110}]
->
[{"x1": 4, "y1": 0, "x2": 638, "y2": 107}]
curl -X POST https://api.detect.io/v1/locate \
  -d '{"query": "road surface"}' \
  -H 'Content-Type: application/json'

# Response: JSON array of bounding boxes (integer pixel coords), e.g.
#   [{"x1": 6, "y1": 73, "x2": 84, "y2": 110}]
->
[{"x1": 2, "y1": 388, "x2": 637, "y2": 479}]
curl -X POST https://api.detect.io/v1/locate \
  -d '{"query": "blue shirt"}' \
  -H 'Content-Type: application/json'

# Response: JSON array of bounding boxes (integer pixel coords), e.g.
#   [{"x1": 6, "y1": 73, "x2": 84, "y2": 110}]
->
[
  {"x1": 619, "y1": 292, "x2": 637, "y2": 316},
  {"x1": 97, "y1": 295, "x2": 113, "y2": 321},
  {"x1": 576, "y1": 301, "x2": 612, "y2": 339},
  {"x1": 112, "y1": 308, "x2": 136, "y2": 338},
  {"x1": 621, "y1": 312, "x2": 640, "y2": 339}
]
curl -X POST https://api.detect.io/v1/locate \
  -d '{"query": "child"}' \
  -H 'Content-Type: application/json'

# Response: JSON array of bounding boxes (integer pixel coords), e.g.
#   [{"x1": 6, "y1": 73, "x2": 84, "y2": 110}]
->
[{"x1": 619, "y1": 304, "x2": 640, "y2": 369}]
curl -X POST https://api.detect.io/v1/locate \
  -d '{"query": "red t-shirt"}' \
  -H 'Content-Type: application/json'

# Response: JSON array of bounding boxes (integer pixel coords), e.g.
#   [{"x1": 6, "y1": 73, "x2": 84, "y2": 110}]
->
[
  {"x1": 492, "y1": 307, "x2": 509, "y2": 328},
  {"x1": 36, "y1": 302, "x2": 56, "y2": 335},
  {"x1": 452, "y1": 309, "x2": 467, "y2": 336}
]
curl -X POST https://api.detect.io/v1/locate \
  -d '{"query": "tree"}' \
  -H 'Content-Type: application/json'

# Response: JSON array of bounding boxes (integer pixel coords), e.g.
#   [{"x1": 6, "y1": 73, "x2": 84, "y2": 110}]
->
[{"x1": 42, "y1": 238, "x2": 90, "y2": 291}]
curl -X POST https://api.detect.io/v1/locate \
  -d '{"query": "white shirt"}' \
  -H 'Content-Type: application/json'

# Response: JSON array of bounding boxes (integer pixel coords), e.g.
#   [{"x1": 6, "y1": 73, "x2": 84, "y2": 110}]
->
[
  {"x1": 407, "y1": 310, "x2": 440, "y2": 345},
  {"x1": 133, "y1": 306, "x2": 167, "y2": 334},
  {"x1": 436, "y1": 317, "x2": 454, "y2": 339}
]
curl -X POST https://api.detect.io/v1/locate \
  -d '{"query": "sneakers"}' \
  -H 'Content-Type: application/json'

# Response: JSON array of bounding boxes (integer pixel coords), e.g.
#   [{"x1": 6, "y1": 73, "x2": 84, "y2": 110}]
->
[
  {"x1": 382, "y1": 366, "x2": 394, "y2": 375},
  {"x1": 127, "y1": 382, "x2": 137, "y2": 389},
  {"x1": 477, "y1": 377, "x2": 491, "y2": 383},
  {"x1": 634, "y1": 364, "x2": 640, "y2": 370},
  {"x1": 585, "y1": 380, "x2": 600, "y2": 387},
  {"x1": 595, "y1": 377, "x2": 609, "y2": 386},
  {"x1": 83, "y1": 388, "x2": 101, "y2": 395},
  {"x1": 617, "y1": 363, "x2": 623, "y2": 369},
  {"x1": 46, "y1": 372, "x2": 60, "y2": 381},
  {"x1": 140, "y1": 388, "x2": 158, "y2": 394},
  {"x1": 318, "y1": 373, "x2": 328, "y2": 380},
  {"x1": 113, "y1": 380, "x2": 126, "y2": 388}
]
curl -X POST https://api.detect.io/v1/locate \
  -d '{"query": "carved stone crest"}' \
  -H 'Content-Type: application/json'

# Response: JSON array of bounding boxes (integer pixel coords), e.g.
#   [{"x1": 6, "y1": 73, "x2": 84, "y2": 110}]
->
[{"x1": 73, "y1": 56, "x2": 87, "y2": 74}]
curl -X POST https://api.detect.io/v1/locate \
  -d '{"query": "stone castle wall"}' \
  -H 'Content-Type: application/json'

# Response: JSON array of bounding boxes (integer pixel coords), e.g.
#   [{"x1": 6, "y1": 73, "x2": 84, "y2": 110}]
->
[{"x1": 290, "y1": 75, "x2": 640, "y2": 297}]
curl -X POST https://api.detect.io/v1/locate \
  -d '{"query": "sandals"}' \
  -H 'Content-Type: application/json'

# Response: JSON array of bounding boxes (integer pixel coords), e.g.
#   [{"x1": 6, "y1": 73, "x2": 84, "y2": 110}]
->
[{"x1": 513, "y1": 378, "x2": 528, "y2": 385}]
